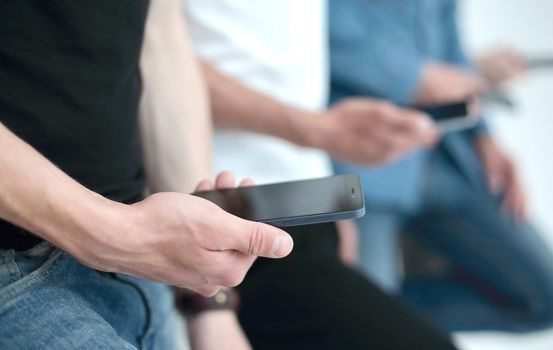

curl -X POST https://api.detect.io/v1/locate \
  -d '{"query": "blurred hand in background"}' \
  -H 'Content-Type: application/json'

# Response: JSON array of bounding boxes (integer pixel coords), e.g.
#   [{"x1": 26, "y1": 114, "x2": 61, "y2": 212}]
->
[
  {"x1": 320, "y1": 99, "x2": 439, "y2": 165},
  {"x1": 476, "y1": 47, "x2": 528, "y2": 87},
  {"x1": 475, "y1": 134, "x2": 529, "y2": 223},
  {"x1": 416, "y1": 61, "x2": 486, "y2": 106}
]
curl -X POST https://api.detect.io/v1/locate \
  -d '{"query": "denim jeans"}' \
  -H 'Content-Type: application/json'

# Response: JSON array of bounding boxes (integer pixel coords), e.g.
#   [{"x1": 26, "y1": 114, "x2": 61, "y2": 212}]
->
[
  {"x1": 0, "y1": 242, "x2": 177, "y2": 349},
  {"x1": 356, "y1": 211, "x2": 402, "y2": 292},
  {"x1": 356, "y1": 150, "x2": 553, "y2": 333}
]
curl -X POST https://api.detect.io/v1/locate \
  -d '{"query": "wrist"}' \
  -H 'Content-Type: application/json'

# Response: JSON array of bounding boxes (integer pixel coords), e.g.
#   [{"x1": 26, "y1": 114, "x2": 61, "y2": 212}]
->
[
  {"x1": 45, "y1": 186, "x2": 133, "y2": 271},
  {"x1": 187, "y1": 309, "x2": 238, "y2": 324},
  {"x1": 285, "y1": 108, "x2": 329, "y2": 149},
  {"x1": 187, "y1": 309, "x2": 245, "y2": 349}
]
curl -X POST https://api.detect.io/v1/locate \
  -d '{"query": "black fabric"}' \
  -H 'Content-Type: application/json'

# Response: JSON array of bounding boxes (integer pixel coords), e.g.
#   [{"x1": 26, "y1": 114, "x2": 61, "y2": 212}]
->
[
  {"x1": 0, "y1": 1, "x2": 150, "y2": 249},
  {"x1": 237, "y1": 223, "x2": 458, "y2": 350}
]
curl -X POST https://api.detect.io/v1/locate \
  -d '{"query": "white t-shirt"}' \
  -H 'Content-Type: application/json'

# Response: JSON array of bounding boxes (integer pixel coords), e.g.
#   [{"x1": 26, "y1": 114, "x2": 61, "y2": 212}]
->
[{"x1": 184, "y1": 0, "x2": 333, "y2": 184}]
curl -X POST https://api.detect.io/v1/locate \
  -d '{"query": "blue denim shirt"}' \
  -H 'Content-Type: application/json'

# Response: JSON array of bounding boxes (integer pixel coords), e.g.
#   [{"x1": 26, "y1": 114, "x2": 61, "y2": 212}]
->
[
  {"x1": 330, "y1": 0, "x2": 486, "y2": 212},
  {"x1": 330, "y1": 0, "x2": 476, "y2": 104}
]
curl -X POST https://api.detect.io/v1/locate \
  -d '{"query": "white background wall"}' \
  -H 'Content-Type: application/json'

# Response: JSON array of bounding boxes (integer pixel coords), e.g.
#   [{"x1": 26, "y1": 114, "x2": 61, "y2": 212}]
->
[{"x1": 461, "y1": 0, "x2": 553, "y2": 245}]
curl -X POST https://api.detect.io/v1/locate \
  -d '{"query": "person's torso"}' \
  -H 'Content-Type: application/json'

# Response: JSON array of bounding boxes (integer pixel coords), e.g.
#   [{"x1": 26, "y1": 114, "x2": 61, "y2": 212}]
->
[
  {"x1": 359, "y1": 0, "x2": 455, "y2": 63},
  {"x1": 329, "y1": 0, "x2": 457, "y2": 106},
  {"x1": 185, "y1": 0, "x2": 332, "y2": 184},
  {"x1": 0, "y1": 0, "x2": 150, "y2": 246},
  {"x1": 0, "y1": 0, "x2": 149, "y2": 202},
  {"x1": 329, "y1": 0, "x2": 462, "y2": 212}
]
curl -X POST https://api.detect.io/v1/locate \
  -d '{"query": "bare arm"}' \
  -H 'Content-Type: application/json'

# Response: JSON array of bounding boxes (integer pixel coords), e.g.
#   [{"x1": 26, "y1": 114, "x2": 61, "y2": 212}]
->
[
  {"x1": 0, "y1": 123, "x2": 121, "y2": 261},
  {"x1": 201, "y1": 61, "x2": 439, "y2": 166},
  {"x1": 0, "y1": 0, "x2": 293, "y2": 296},
  {"x1": 140, "y1": 0, "x2": 212, "y2": 194},
  {"x1": 200, "y1": 61, "x2": 318, "y2": 148}
]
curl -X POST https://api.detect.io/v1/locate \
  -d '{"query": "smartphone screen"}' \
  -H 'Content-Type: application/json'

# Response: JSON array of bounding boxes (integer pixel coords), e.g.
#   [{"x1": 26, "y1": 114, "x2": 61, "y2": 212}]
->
[
  {"x1": 422, "y1": 102, "x2": 468, "y2": 122},
  {"x1": 192, "y1": 175, "x2": 365, "y2": 226},
  {"x1": 419, "y1": 100, "x2": 479, "y2": 133}
]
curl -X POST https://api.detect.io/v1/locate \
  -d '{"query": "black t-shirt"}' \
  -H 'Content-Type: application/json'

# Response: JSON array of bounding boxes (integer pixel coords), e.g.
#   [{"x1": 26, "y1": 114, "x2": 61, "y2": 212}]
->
[{"x1": 0, "y1": 1, "x2": 150, "y2": 249}]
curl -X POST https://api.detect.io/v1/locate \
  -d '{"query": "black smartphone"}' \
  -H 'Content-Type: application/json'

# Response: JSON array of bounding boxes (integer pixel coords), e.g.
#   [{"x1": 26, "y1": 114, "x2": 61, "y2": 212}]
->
[
  {"x1": 420, "y1": 100, "x2": 479, "y2": 133},
  {"x1": 192, "y1": 175, "x2": 365, "y2": 227}
]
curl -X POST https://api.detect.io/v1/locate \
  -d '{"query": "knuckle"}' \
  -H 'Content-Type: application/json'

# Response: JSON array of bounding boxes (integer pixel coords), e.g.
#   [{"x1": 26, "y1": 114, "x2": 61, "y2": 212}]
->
[{"x1": 247, "y1": 225, "x2": 265, "y2": 256}]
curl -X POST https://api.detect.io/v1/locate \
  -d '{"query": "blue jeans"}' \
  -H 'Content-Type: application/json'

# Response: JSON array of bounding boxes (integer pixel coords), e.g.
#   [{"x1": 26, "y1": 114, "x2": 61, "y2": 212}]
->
[
  {"x1": 356, "y1": 151, "x2": 553, "y2": 333},
  {"x1": 0, "y1": 242, "x2": 177, "y2": 349},
  {"x1": 357, "y1": 211, "x2": 402, "y2": 292}
]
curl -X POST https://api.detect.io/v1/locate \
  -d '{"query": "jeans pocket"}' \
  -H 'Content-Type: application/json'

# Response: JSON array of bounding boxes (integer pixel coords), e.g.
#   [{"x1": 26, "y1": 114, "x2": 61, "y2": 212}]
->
[{"x1": 0, "y1": 242, "x2": 64, "y2": 307}]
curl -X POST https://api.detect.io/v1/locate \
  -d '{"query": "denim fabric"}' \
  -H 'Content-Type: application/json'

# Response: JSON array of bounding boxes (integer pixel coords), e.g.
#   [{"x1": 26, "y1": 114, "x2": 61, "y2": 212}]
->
[
  {"x1": 330, "y1": 0, "x2": 487, "y2": 212},
  {"x1": 0, "y1": 242, "x2": 177, "y2": 350},
  {"x1": 401, "y1": 152, "x2": 553, "y2": 332},
  {"x1": 356, "y1": 211, "x2": 402, "y2": 292},
  {"x1": 355, "y1": 151, "x2": 553, "y2": 332}
]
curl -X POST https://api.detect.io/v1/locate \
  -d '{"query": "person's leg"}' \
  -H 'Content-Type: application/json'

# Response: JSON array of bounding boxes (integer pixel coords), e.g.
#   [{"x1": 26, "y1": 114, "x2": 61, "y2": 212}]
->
[
  {"x1": 0, "y1": 242, "x2": 176, "y2": 350},
  {"x1": 357, "y1": 210, "x2": 402, "y2": 292},
  {"x1": 237, "y1": 223, "x2": 458, "y2": 350},
  {"x1": 402, "y1": 152, "x2": 553, "y2": 332}
]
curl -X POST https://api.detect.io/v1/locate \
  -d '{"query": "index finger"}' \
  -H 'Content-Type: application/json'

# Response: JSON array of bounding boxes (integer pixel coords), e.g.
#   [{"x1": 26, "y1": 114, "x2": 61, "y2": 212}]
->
[
  {"x1": 215, "y1": 171, "x2": 236, "y2": 189},
  {"x1": 196, "y1": 179, "x2": 214, "y2": 192}
]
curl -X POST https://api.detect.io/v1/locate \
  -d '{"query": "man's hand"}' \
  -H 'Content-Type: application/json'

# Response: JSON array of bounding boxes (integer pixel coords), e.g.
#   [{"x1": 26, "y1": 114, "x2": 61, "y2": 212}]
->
[
  {"x1": 308, "y1": 99, "x2": 438, "y2": 165},
  {"x1": 476, "y1": 48, "x2": 527, "y2": 87},
  {"x1": 416, "y1": 62, "x2": 486, "y2": 106},
  {"x1": 118, "y1": 172, "x2": 292, "y2": 296},
  {"x1": 188, "y1": 311, "x2": 252, "y2": 350},
  {"x1": 73, "y1": 172, "x2": 293, "y2": 297},
  {"x1": 202, "y1": 62, "x2": 437, "y2": 167},
  {"x1": 475, "y1": 134, "x2": 529, "y2": 222}
]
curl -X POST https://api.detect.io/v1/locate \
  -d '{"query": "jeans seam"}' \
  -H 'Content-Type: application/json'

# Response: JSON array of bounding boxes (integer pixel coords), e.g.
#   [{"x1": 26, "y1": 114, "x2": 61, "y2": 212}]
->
[
  {"x1": 4, "y1": 250, "x2": 22, "y2": 284},
  {"x1": 23, "y1": 241, "x2": 53, "y2": 256},
  {"x1": 0, "y1": 249, "x2": 64, "y2": 308},
  {"x1": 110, "y1": 274, "x2": 155, "y2": 350}
]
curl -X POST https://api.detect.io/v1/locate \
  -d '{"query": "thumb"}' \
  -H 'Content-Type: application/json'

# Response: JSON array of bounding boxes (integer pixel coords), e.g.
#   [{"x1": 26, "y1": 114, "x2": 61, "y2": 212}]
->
[{"x1": 234, "y1": 220, "x2": 294, "y2": 258}]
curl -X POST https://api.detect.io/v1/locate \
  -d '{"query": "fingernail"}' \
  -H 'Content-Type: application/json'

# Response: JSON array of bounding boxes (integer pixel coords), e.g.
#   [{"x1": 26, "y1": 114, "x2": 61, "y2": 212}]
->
[{"x1": 272, "y1": 235, "x2": 294, "y2": 257}]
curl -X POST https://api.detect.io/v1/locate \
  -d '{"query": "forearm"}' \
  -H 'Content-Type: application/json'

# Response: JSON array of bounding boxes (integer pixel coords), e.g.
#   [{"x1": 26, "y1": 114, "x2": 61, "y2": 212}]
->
[
  {"x1": 200, "y1": 61, "x2": 324, "y2": 148},
  {"x1": 140, "y1": 0, "x2": 212, "y2": 194},
  {"x1": 187, "y1": 310, "x2": 252, "y2": 350},
  {"x1": 336, "y1": 220, "x2": 359, "y2": 267},
  {"x1": 0, "y1": 123, "x2": 120, "y2": 254}
]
